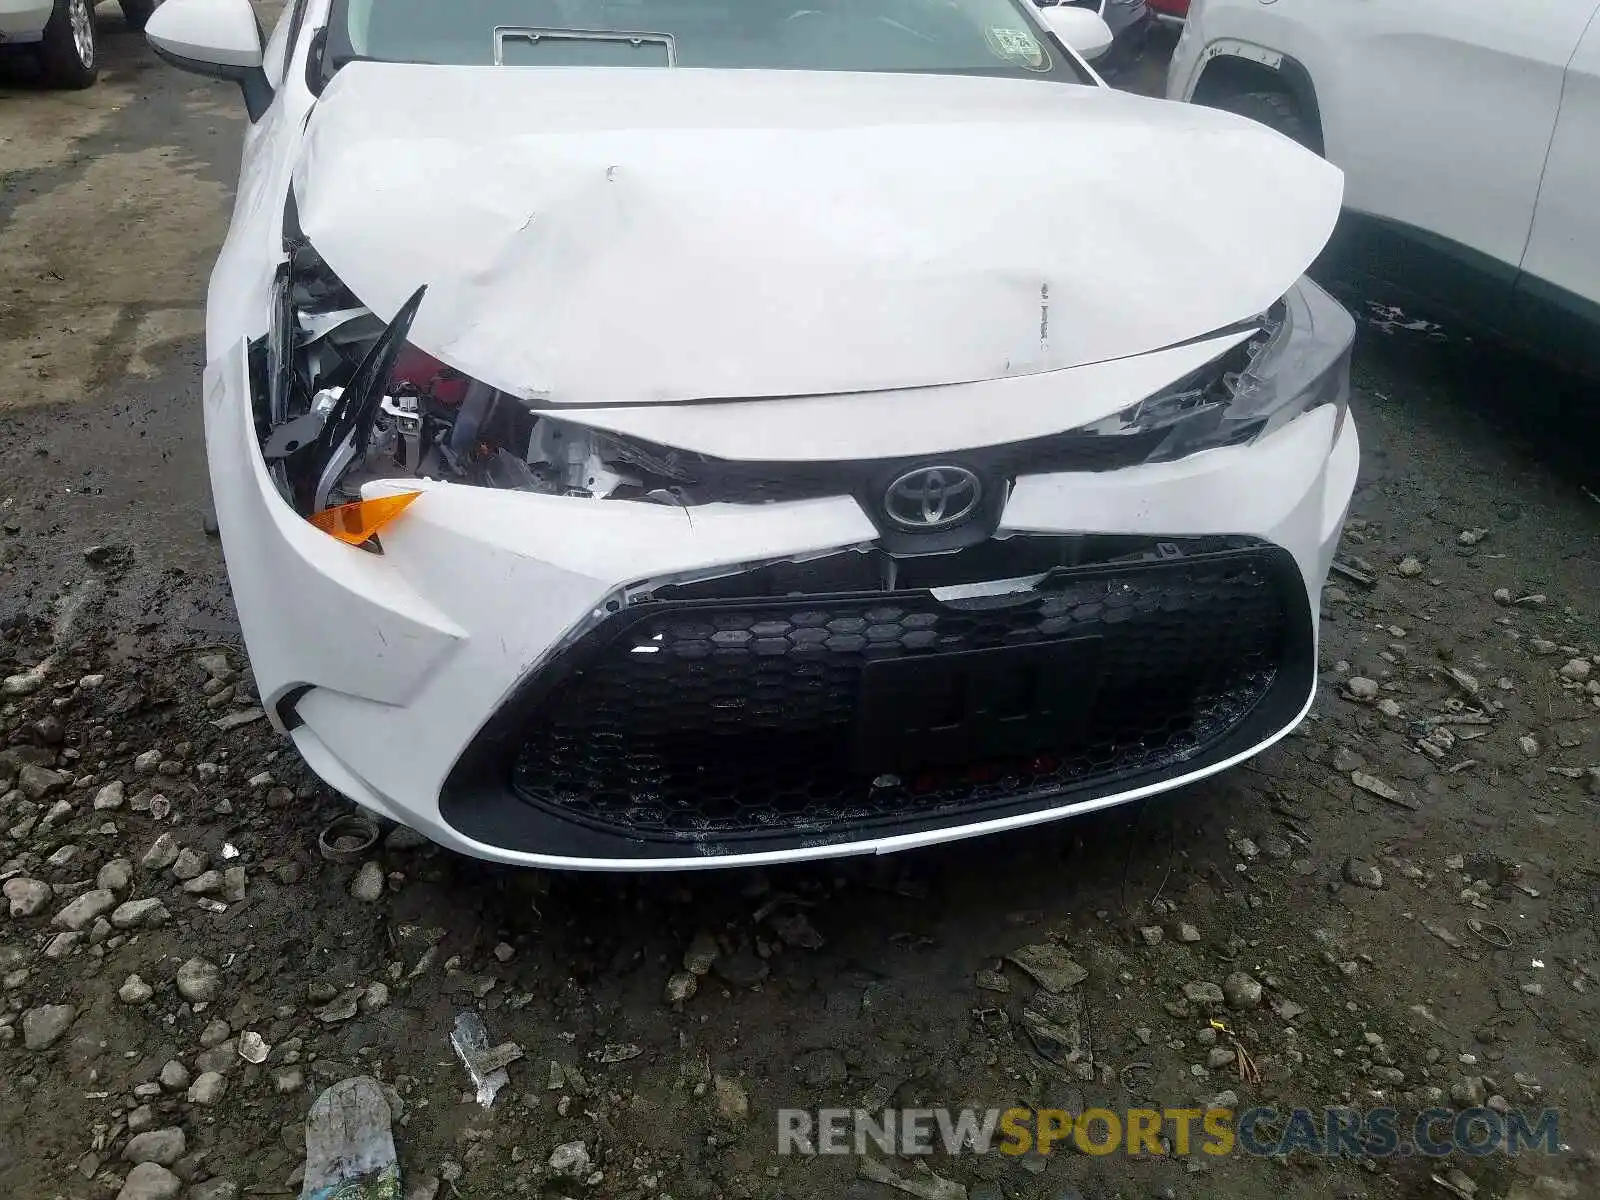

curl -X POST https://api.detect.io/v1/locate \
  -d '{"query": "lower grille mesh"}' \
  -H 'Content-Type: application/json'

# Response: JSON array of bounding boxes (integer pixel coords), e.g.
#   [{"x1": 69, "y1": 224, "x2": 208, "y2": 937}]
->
[{"x1": 507, "y1": 546, "x2": 1296, "y2": 842}]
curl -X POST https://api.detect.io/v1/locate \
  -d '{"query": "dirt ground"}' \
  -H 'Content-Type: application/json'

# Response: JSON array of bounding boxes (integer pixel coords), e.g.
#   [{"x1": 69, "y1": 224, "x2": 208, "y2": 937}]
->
[{"x1": 2, "y1": 12, "x2": 1599, "y2": 1200}]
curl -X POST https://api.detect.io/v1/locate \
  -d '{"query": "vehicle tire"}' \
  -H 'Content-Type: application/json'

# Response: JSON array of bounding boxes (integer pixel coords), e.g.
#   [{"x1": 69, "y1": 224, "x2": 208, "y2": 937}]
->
[
  {"x1": 1213, "y1": 90, "x2": 1316, "y2": 152},
  {"x1": 119, "y1": 0, "x2": 158, "y2": 31},
  {"x1": 36, "y1": 0, "x2": 98, "y2": 89}
]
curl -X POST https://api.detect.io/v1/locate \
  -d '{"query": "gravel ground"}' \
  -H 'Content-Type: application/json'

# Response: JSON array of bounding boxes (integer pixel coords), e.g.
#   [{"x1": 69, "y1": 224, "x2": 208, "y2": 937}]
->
[{"x1": 2, "y1": 14, "x2": 1598, "y2": 1200}]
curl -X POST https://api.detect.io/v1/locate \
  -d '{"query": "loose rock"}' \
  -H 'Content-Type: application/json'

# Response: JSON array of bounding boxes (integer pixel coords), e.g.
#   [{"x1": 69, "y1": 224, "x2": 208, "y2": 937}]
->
[
  {"x1": 124, "y1": 1127, "x2": 186, "y2": 1165},
  {"x1": 1343, "y1": 858, "x2": 1385, "y2": 889},
  {"x1": 175, "y1": 958, "x2": 221, "y2": 1004},
  {"x1": 664, "y1": 972, "x2": 698, "y2": 1004},
  {"x1": 1331, "y1": 746, "x2": 1365, "y2": 773},
  {"x1": 53, "y1": 888, "x2": 115, "y2": 931},
  {"x1": 1183, "y1": 982, "x2": 1225, "y2": 1007},
  {"x1": 119, "y1": 975, "x2": 154, "y2": 1004},
  {"x1": 116, "y1": 1162, "x2": 182, "y2": 1200},
  {"x1": 140, "y1": 833, "x2": 179, "y2": 873},
  {"x1": 349, "y1": 861, "x2": 386, "y2": 902},
  {"x1": 318, "y1": 994, "x2": 360, "y2": 1024},
  {"x1": 548, "y1": 1140, "x2": 592, "y2": 1179},
  {"x1": 17, "y1": 763, "x2": 68, "y2": 799},
  {"x1": 682, "y1": 931, "x2": 719, "y2": 976},
  {"x1": 45, "y1": 931, "x2": 83, "y2": 959},
  {"x1": 97, "y1": 858, "x2": 134, "y2": 893},
  {"x1": 171, "y1": 847, "x2": 207, "y2": 881},
  {"x1": 2, "y1": 662, "x2": 51, "y2": 697},
  {"x1": 1345, "y1": 677, "x2": 1380, "y2": 702},
  {"x1": 1006, "y1": 944, "x2": 1089, "y2": 993},
  {"x1": 181, "y1": 870, "x2": 224, "y2": 896},
  {"x1": 1559, "y1": 657, "x2": 1592, "y2": 682},
  {"x1": 112, "y1": 898, "x2": 171, "y2": 929},
  {"x1": 1223, "y1": 972, "x2": 1264, "y2": 1010},
  {"x1": 713, "y1": 1075, "x2": 750, "y2": 1124},
  {"x1": 22, "y1": 1004, "x2": 76, "y2": 1050},
  {"x1": 4, "y1": 877, "x2": 53, "y2": 918},
  {"x1": 187, "y1": 1071, "x2": 227, "y2": 1106}
]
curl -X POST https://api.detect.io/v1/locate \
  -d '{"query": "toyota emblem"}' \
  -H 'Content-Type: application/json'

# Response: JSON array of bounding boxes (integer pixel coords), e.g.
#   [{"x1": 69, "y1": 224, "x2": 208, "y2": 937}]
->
[{"x1": 882, "y1": 465, "x2": 983, "y2": 530}]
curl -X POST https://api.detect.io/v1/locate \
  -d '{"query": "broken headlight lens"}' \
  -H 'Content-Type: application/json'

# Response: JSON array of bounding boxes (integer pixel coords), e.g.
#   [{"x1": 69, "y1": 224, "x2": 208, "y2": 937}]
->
[{"x1": 1088, "y1": 276, "x2": 1354, "y2": 463}]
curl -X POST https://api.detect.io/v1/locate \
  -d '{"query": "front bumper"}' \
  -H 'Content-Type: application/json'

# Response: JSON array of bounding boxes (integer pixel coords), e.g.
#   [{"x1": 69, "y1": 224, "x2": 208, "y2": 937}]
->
[{"x1": 206, "y1": 342, "x2": 1358, "y2": 870}]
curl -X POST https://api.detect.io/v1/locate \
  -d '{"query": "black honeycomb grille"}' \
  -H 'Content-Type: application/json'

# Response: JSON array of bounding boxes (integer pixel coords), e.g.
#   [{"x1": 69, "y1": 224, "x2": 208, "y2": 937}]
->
[{"x1": 505, "y1": 544, "x2": 1300, "y2": 843}]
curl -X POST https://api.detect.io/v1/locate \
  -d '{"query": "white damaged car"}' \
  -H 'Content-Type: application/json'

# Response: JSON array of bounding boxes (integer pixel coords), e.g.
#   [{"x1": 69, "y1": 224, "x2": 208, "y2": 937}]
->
[{"x1": 147, "y1": 0, "x2": 1358, "y2": 870}]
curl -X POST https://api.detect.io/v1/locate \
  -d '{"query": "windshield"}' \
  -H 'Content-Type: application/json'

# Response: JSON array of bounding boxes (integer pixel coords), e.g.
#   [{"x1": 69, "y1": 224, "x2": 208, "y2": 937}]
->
[{"x1": 323, "y1": 0, "x2": 1091, "y2": 83}]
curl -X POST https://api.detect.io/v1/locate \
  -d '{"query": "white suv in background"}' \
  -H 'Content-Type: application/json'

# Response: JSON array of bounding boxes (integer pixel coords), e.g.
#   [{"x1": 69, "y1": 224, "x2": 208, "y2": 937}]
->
[{"x1": 1169, "y1": 0, "x2": 1600, "y2": 378}]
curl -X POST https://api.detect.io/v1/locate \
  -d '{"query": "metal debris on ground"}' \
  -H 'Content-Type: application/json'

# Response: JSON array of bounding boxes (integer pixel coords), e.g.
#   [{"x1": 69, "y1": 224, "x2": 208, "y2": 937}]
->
[{"x1": 450, "y1": 1012, "x2": 522, "y2": 1108}]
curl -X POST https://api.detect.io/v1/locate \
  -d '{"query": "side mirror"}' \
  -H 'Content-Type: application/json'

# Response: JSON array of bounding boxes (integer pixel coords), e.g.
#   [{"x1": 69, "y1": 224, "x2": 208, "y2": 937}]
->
[
  {"x1": 1036, "y1": 5, "x2": 1115, "y2": 61},
  {"x1": 146, "y1": 0, "x2": 274, "y2": 121}
]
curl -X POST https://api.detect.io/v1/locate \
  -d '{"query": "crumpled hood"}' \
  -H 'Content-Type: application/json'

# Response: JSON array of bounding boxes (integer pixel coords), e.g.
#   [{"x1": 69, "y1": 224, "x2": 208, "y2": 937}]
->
[{"x1": 294, "y1": 63, "x2": 1343, "y2": 406}]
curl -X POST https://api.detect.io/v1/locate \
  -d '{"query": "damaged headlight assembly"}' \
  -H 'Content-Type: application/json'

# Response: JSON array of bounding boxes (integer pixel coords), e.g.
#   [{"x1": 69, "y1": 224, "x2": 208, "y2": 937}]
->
[
  {"x1": 255, "y1": 240, "x2": 707, "y2": 546},
  {"x1": 255, "y1": 243, "x2": 1354, "y2": 550},
  {"x1": 1084, "y1": 277, "x2": 1354, "y2": 461}
]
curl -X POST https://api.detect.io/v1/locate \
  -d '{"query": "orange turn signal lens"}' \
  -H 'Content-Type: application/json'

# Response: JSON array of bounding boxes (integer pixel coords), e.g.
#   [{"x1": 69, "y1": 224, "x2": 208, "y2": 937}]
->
[{"x1": 309, "y1": 491, "x2": 422, "y2": 545}]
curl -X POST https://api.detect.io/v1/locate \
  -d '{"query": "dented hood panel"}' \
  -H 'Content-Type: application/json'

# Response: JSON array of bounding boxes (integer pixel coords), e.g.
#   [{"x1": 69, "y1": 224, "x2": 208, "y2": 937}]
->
[{"x1": 294, "y1": 64, "x2": 1344, "y2": 406}]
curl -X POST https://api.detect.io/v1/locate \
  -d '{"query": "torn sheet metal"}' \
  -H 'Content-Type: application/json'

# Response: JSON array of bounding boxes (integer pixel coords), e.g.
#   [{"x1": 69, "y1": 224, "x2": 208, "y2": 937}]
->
[{"x1": 294, "y1": 64, "x2": 1343, "y2": 407}]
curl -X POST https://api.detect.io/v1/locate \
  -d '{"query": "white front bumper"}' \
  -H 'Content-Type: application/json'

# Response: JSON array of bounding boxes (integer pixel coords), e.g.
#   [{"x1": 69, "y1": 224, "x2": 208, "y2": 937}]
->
[{"x1": 206, "y1": 341, "x2": 1358, "y2": 870}]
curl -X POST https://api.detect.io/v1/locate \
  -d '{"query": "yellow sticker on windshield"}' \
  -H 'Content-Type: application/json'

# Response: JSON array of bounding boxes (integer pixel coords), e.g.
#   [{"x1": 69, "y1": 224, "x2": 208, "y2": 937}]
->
[{"x1": 986, "y1": 26, "x2": 1050, "y2": 70}]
